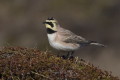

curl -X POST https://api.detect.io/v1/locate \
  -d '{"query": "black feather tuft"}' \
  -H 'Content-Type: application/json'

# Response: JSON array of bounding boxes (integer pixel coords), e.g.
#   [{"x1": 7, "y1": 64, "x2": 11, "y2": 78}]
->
[{"x1": 47, "y1": 17, "x2": 54, "y2": 20}]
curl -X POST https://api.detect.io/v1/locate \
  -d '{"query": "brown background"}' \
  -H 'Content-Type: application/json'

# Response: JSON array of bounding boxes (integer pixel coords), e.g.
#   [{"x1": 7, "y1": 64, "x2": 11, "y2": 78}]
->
[{"x1": 0, "y1": 0, "x2": 120, "y2": 77}]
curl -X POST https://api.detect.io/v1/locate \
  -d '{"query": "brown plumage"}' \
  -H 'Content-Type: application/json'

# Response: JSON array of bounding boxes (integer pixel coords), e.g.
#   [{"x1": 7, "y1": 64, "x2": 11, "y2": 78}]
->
[{"x1": 43, "y1": 17, "x2": 105, "y2": 59}]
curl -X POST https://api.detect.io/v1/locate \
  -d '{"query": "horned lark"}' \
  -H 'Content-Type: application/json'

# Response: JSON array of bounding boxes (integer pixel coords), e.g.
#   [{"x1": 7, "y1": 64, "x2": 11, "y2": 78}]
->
[{"x1": 43, "y1": 17, "x2": 104, "y2": 58}]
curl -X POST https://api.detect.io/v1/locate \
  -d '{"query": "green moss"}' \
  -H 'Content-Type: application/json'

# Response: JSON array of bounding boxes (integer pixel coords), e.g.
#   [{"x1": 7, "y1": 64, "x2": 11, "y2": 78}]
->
[{"x1": 0, "y1": 47, "x2": 119, "y2": 80}]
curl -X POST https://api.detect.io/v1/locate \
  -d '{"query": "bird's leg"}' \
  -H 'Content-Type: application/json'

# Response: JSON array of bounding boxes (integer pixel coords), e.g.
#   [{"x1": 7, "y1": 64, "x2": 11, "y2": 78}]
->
[
  {"x1": 71, "y1": 51, "x2": 74, "y2": 56},
  {"x1": 57, "y1": 51, "x2": 60, "y2": 57},
  {"x1": 62, "y1": 52, "x2": 70, "y2": 59},
  {"x1": 66, "y1": 52, "x2": 70, "y2": 59},
  {"x1": 69, "y1": 51, "x2": 74, "y2": 59},
  {"x1": 62, "y1": 51, "x2": 74, "y2": 59}
]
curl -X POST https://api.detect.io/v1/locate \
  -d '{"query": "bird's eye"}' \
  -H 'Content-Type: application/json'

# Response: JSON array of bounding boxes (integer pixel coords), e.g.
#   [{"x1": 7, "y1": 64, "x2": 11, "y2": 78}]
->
[{"x1": 46, "y1": 22, "x2": 54, "y2": 27}]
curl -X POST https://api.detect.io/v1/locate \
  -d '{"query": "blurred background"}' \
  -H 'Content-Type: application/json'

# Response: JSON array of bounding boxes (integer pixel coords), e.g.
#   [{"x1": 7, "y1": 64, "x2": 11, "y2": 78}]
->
[{"x1": 0, "y1": 0, "x2": 120, "y2": 77}]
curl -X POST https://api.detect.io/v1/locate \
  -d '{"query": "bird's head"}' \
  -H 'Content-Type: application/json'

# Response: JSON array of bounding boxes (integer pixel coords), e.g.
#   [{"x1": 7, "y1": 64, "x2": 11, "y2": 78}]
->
[{"x1": 43, "y1": 17, "x2": 59, "y2": 31}]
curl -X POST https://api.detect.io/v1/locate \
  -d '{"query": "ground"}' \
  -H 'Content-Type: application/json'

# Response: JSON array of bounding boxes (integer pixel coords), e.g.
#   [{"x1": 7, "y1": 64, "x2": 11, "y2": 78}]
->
[{"x1": 0, "y1": 47, "x2": 119, "y2": 80}]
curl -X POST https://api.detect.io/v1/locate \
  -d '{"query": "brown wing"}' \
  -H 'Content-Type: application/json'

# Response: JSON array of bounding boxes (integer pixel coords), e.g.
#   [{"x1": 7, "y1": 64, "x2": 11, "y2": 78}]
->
[{"x1": 58, "y1": 27, "x2": 88, "y2": 44}]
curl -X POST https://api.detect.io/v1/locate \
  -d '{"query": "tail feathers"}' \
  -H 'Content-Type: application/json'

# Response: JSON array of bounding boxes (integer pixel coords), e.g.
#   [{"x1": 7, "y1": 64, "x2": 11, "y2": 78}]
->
[{"x1": 88, "y1": 41, "x2": 105, "y2": 47}]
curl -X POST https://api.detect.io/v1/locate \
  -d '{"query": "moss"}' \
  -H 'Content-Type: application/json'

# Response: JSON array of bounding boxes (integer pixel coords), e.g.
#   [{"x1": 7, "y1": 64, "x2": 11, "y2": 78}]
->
[{"x1": 0, "y1": 47, "x2": 119, "y2": 80}]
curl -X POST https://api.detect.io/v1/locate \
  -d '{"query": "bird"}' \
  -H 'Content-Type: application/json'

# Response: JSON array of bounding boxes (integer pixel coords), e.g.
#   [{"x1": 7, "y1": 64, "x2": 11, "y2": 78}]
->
[{"x1": 43, "y1": 17, "x2": 105, "y2": 59}]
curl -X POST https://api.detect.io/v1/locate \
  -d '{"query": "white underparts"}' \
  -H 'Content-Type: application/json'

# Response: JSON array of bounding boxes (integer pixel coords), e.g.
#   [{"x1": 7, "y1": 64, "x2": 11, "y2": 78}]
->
[{"x1": 47, "y1": 34, "x2": 79, "y2": 51}]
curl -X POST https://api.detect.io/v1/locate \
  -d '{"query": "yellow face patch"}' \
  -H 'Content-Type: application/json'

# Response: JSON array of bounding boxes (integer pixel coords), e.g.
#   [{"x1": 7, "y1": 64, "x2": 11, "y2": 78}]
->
[
  {"x1": 45, "y1": 23, "x2": 57, "y2": 31},
  {"x1": 43, "y1": 18, "x2": 58, "y2": 31}
]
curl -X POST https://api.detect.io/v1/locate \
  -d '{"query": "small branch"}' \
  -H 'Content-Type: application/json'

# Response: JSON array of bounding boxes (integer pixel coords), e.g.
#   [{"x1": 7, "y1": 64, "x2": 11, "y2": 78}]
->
[{"x1": 31, "y1": 71, "x2": 52, "y2": 80}]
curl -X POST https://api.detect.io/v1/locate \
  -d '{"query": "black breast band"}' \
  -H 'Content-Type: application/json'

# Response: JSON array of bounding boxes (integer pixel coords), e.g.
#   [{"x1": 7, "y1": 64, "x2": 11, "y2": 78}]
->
[{"x1": 47, "y1": 28, "x2": 57, "y2": 34}]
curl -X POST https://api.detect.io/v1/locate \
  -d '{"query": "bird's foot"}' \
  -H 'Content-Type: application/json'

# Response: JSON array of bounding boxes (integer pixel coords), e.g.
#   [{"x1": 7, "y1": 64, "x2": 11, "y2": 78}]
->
[
  {"x1": 61, "y1": 55, "x2": 74, "y2": 60},
  {"x1": 61, "y1": 55, "x2": 68, "y2": 59},
  {"x1": 69, "y1": 56, "x2": 74, "y2": 60}
]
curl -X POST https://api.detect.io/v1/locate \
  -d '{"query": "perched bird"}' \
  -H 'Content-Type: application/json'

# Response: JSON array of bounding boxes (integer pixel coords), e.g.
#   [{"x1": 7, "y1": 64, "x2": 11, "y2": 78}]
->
[{"x1": 43, "y1": 17, "x2": 104, "y2": 59}]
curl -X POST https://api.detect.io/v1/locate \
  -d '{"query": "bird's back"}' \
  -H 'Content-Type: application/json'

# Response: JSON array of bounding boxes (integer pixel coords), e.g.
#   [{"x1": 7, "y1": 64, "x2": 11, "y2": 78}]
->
[{"x1": 57, "y1": 26, "x2": 88, "y2": 44}]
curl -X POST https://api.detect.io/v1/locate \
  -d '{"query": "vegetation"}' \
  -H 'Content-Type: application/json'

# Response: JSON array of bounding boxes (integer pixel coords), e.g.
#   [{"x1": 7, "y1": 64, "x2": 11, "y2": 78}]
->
[{"x1": 0, "y1": 47, "x2": 119, "y2": 80}]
